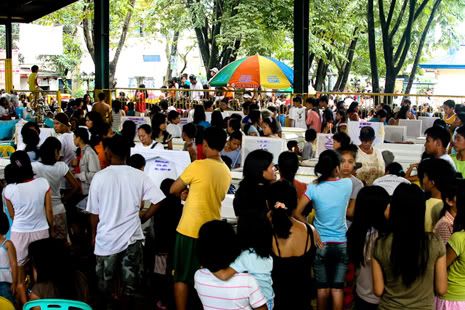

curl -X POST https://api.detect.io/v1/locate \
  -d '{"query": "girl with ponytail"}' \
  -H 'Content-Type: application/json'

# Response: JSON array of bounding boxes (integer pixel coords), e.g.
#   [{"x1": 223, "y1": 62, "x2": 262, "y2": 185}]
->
[
  {"x1": 268, "y1": 180, "x2": 315, "y2": 309},
  {"x1": 296, "y1": 149, "x2": 352, "y2": 310}
]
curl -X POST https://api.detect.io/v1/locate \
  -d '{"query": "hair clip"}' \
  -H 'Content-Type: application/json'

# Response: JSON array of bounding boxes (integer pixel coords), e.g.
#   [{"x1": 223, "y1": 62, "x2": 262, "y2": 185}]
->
[
  {"x1": 15, "y1": 160, "x2": 22, "y2": 168},
  {"x1": 274, "y1": 202, "x2": 288, "y2": 210}
]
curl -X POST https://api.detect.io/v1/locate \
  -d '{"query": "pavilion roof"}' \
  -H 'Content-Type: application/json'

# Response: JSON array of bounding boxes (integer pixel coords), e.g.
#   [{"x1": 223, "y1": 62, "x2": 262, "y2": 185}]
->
[{"x1": 0, "y1": 0, "x2": 77, "y2": 24}]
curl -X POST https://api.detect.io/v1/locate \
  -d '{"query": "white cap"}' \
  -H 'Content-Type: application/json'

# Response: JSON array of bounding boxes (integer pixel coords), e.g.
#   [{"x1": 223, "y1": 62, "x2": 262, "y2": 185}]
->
[{"x1": 210, "y1": 67, "x2": 219, "y2": 74}]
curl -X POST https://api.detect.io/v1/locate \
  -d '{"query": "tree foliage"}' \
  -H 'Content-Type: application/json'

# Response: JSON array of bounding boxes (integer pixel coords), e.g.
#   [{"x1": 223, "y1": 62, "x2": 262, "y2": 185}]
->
[
  {"x1": 3, "y1": 0, "x2": 462, "y2": 94},
  {"x1": 367, "y1": 0, "x2": 465, "y2": 98}
]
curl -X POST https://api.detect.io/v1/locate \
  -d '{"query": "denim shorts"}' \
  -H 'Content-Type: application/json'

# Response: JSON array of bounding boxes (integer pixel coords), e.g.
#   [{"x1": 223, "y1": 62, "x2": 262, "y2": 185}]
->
[
  {"x1": 0, "y1": 281, "x2": 14, "y2": 303},
  {"x1": 314, "y1": 242, "x2": 348, "y2": 289}
]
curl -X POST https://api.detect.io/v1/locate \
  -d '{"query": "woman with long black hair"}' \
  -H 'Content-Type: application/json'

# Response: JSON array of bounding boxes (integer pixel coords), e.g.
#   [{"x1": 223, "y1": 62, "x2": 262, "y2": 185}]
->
[
  {"x1": 347, "y1": 186, "x2": 390, "y2": 309},
  {"x1": 372, "y1": 183, "x2": 447, "y2": 309},
  {"x1": 151, "y1": 113, "x2": 173, "y2": 150},
  {"x1": 233, "y1": 149, "x2": 276, "y2": 219}
]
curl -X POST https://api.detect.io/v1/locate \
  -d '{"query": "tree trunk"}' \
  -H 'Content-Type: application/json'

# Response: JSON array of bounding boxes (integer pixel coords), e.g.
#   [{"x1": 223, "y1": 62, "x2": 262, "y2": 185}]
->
[
  {"x1": 367, "y1": 0, "x2": 380, "y2": 94},
  {"x1": 206, "y1": 0, "x2": 225, "y2": 78},
  {"x1": 384, "y1": 74, "x2": 397, "y2": 105},
  {"x1": 109, "y1": 0, "x2": 136, "y2": 87},
  {"x1": 81, "y1": 0, "x2": 135, "y2": 88},
  {"x1": 339, "y1": 37, "x2": 358, "y2": 92},
  {"x1": 314, "y1": 58, "x2": 329, "y2": 92},
  {"x1": 220, "y1": 39, "x2": 241, "y2": 69},
  {"x1": 333, "y1": 35, "x2": 358, "y2": 92},
  {"x1": 165, "y1": 31, "x2": 180, "y2": 83},
  {"x1": 405, "y1": 0, "x2": 441, "y2": 94},
  {"x1": 308, "y1": 53, "x2": 315, "y2": 72},
  {"x1": 333, "y1": 72, "x2": 343, "y2": 92},
  {"x1": 82, "y1": 19, "x2": 95, "y2": 64}
]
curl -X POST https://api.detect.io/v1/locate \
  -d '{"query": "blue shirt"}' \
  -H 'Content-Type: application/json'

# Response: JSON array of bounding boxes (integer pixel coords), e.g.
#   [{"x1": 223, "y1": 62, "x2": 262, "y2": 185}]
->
[
  {"x1": 221, "y1": 148, "x2": 241, "y2": 168},
  {"x1": 197, "y1": 121, "x2": 210, "y2": 129},
  {"x1": 231, "y1": 249, "x2": 274, "y2": 302},
  {"x1": 305, "y1": 178, "x2": 352, "y2": 242}
]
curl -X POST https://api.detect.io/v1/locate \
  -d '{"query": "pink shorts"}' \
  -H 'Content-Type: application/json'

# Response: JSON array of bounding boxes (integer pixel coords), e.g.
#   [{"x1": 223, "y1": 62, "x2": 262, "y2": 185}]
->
[
  {"x1": 10, "y1": 229, "x2": 49, "y2": 266},
  {"x1": 436, "y1": 297, "x2": 465, "y2": 310}
]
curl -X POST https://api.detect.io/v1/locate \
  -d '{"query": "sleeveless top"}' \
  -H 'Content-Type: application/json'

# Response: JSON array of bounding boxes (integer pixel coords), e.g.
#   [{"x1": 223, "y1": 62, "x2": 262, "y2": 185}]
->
[
  {"x1": 0, "y1": 239, "x2": 12, "y2": 283},
  {"x1": 272, "y1": 223, "x2": 315, "y2": 310}
]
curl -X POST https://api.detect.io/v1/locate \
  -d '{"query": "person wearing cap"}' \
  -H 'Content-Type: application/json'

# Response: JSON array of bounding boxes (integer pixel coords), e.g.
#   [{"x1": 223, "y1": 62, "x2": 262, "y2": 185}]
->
[
  {"x1": 356, "y1": 126, "x2": 385, "y2": 185},
  {"x1": 189, "y1": 75, "x2": 203, "y2": 101},
  {"x1": 54, "y1": 112, "x2": 77, "y2": 166},
  {"x1": 210, "y1": 67, "x2": 219, "y2": 77}
]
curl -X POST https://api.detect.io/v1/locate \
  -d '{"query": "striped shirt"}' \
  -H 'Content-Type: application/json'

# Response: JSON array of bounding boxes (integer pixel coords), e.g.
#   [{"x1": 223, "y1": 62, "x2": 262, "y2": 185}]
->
[{"x1": 194, "y1": 269, "x2": 266, "y2": 309}]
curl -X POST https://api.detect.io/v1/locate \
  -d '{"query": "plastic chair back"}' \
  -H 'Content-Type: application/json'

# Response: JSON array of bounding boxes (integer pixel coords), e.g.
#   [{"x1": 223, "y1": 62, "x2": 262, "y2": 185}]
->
[
  {"x1": 23, "y1": 298, "x2": 92, "y2": 310},
  {"x1": 0, "y1": 296, "x2": 15, "y2": 310}
]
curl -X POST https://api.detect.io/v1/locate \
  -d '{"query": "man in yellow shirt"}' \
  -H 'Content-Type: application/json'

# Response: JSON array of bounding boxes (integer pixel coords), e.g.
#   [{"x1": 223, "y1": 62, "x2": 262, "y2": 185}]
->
[
  {"x1": 28, "y1": 65, "x2": 41, "y2": 106},
  {"x1": 170, "y1": 126, "x2": 231, "y2": 310}
]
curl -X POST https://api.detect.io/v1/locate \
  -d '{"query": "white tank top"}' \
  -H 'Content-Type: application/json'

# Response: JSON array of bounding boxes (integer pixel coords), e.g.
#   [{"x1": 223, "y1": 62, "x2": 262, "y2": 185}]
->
[{"x1": 0, "y1": 240, "x2": 12, "y2": 283}]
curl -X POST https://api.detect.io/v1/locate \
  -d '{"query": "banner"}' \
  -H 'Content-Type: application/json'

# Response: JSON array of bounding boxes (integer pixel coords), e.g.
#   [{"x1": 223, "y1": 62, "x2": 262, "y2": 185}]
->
[
  {"x1": 19, "y1": 24, "x2": 63, "y2": 57},
  {"x1": 348, "y1": 121, "x2": 384, "y2": 146},
  {"x1": 130, "y1": 148, "x2": 191, "y2": 189},
  {"x1": 121, "y1": 116, "x2": 151, "y2": 128},
  {"x1": 241, "y1": 136, "x2": 287, "y2": 166},
  {"x1": 315, "y1": 134, "x2": 334, "y2": 158}
]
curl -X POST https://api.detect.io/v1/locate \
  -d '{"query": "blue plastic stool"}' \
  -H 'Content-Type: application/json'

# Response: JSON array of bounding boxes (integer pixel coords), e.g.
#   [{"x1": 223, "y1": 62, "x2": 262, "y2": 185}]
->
[{"x1": 23, "y1": 299, "x2": 92, "y2": 310}]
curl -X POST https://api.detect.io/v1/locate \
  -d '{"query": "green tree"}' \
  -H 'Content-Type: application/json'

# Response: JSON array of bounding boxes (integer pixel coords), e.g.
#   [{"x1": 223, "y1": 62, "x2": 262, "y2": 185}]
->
[
  {"x1": 37, "y1": 0, "x2": 139, "y2": 89},
  {"x1": 179, "y1": 0, "x2": 293, "y2": 78},
  {"x1": 367, "y1": 0, "x2": 464, "y2": 100},
  {"x1": 37, "y1": 8, "x2": 84, "y2": 94},
  {"x1": 81, "y1": 0, "x2": 137, "y2": 87},
  {"x1": 0, "y1": 24, "x2": 19, "y2": 50},
  {"x1": 308, "y1": 0, "x2": 366, "y2": 91}
]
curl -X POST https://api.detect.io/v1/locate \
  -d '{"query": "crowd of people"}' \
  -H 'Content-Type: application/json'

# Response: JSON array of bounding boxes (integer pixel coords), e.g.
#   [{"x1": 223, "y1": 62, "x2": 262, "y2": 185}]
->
[{"x1": 0, "y1": 83, "x2": 465, "y2": 310}]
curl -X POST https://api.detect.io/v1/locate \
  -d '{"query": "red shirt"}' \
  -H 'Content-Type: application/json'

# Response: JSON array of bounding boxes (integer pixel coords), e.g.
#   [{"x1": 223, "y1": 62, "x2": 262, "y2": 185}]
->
[{"x1": 135, "y1": 92, "x2": 146, "y2": 113}]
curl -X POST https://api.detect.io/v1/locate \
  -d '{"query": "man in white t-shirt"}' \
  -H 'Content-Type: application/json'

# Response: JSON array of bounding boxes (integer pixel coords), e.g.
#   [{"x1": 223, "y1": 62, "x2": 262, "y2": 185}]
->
[
  {"x1": 189, "y1": 75, "x2": 204, "y2": 101},
  {"x1": 86, "y1": 134, "x2": 164, "y2": 307},
  {"x1": 54, "y1": 113, "x2": 77, "y2": 166},
  {"x1": 288, "y1": 96, "x2": 307, "y2": 129},
  {"x1": 373, "y1": 162, "x2": 411, "y2": 196}
]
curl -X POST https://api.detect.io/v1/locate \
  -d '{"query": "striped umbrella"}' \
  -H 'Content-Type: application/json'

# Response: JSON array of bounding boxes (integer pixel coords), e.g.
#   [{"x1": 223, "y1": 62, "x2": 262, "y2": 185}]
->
[{"x1": 209, "y1": 54, "x2": 293, "y2": 89}]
